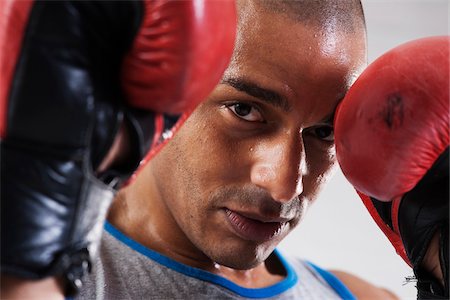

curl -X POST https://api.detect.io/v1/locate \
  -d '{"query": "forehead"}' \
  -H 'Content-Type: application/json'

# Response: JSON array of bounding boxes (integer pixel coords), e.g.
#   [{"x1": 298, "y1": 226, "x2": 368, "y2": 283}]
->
[{"x1": 224, "y1": 1, "x2": 366, "y2": 118}]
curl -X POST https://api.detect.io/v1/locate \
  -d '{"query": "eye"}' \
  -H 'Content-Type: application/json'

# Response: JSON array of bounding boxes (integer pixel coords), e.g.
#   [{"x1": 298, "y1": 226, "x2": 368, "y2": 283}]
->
[
  {"x1": 227, "y1": 102, "x2": 264, "y2": 122},
  {"x1": 307, "y1": 124, "x2": 334, "y2": 142}
]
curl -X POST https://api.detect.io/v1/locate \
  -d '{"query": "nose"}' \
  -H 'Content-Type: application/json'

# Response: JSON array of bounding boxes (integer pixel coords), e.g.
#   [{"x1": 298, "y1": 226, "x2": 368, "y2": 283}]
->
[{"x1": 250, "y1": 133, "x2": 305, "y2": 203}]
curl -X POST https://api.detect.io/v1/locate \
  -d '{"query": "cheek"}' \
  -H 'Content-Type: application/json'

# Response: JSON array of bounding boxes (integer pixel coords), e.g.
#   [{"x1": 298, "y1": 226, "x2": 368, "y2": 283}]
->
[
  {"x1": 184, "y1": 110, "x2": 251, "y2": 183},
  {"x1": 304, "y1": 145, "x2": 337, "y2": 198},
  {"x1": 161, "y1": 112, "x2": 240, "y2": 200}
]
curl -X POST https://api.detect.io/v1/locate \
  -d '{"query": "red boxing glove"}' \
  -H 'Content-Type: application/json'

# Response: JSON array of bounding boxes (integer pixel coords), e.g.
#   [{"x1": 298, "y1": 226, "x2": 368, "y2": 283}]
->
[
  {"x1": 122, "y1": 0, "x2": 235, "y2": 115},
  {"x1": 1, "y1": 0, "x2": 236, "y2": 295},
  {"x1": 335, "y1": 36, "x2": 449, "y2": 299}
]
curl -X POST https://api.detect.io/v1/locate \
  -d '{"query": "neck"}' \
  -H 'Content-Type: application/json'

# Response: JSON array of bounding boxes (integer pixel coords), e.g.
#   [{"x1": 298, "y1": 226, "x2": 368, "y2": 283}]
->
[{"x1": 107, "y1": 169, "x2": 286, "y2": 288}]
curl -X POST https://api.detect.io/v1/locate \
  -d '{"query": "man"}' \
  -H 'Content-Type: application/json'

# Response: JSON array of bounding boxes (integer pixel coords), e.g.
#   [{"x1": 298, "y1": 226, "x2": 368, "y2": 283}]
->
[
  {"x1": 0, "y1": 0, "x2": 235, "y2": 298},
  {"x1": 77, "y1": 0, "x2": 397, "y2": 298}
]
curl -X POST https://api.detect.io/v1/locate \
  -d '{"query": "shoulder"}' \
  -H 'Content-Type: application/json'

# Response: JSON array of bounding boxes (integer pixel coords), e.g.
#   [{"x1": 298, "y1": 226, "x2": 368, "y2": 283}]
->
[
  {"x1": 329, "y1": 270, "x2": 399, "y2": 300},
  {"x1": 277, "y1": 254, "x2": 355, "y2": 299}
]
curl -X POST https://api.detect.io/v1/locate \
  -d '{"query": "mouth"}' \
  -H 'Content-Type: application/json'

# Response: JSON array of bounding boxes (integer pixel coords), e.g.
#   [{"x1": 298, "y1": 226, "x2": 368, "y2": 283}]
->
[{"x1": 224, "y1": 209, "x2": 289, "y2": 243}]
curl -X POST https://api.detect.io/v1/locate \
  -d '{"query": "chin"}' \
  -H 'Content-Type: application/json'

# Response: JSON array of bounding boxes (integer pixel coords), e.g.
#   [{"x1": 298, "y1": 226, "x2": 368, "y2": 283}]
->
[
  {"x1": 205, "y1": 239, "x2": 278, "y2": 270},
  {"x1": 213, "y1": 254, "x2": 263, "y2": 270}
]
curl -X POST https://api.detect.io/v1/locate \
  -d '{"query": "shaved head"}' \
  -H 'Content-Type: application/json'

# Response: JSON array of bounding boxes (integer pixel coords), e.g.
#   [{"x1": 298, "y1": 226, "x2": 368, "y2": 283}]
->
[{"x1": 255, "y1": 0, "x2": 365, "y2": 34}]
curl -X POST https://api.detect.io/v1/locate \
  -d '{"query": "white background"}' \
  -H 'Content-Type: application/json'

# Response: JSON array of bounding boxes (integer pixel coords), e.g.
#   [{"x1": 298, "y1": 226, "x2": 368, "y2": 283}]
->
[{"x1": 278, "y1": 1, "x2": 449, "y2": 299}]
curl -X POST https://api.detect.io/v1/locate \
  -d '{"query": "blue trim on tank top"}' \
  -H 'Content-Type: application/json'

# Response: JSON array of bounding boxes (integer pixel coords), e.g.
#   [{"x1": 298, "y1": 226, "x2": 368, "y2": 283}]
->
[
  {"x1": 306, "y1": 261, "x2": 356, "y2": 300},
  {"x1": 104, "y1": 221, "x2": 298, "y2": 298}
]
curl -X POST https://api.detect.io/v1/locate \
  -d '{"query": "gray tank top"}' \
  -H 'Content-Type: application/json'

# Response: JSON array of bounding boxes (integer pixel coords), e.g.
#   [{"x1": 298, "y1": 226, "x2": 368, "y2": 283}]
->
[{"x1": 75, "y1": 223, "x2": 355, "y2": 300}]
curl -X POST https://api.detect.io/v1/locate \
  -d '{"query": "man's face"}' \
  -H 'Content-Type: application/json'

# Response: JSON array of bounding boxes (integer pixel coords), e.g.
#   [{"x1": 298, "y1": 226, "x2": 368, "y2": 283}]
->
[{"x1": 146, "y1": 2, "x2": 366, "y2": 270}]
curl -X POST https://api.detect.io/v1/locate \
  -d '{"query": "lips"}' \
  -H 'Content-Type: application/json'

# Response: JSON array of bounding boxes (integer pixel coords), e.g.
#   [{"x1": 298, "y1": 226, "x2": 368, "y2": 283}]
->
[{"x1": 224, "y1": 209, "x2": 288, "y2": 242}]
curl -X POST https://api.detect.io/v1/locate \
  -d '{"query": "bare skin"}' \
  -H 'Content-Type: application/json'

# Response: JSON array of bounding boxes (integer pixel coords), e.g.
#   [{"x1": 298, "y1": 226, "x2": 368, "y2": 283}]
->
[
  {"x1": 109, "y1": 0, "x2": 373, "y2": 293},
  {"x1": 1, "y1": 276, "x2": 64, "y2": 300},
  {"x1": 421, "y1": 230, "x2": 444, "y2": 287},
  {"x1": 330, "y1": 271, "x2": 399, "y2": 300}
]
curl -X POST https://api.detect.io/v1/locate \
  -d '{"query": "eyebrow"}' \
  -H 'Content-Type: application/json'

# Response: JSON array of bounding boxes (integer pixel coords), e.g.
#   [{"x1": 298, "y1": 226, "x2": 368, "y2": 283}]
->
[
  {"x1": 221, "y1": 77, "x2": 291, "y2": 112},
  {"x1": 321, "y1": 112, "x2": 335, "y2": 125}
]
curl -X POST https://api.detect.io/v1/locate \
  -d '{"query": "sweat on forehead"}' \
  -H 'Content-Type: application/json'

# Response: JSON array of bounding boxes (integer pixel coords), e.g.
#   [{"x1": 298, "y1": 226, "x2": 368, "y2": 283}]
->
[{"x1": 253, "y1": 0, "x2": 366, "y2": 34}]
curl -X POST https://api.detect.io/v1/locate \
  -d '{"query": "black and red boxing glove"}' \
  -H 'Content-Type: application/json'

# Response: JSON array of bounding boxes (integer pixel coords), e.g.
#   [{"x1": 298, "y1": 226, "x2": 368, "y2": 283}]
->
[
  {"x1": 335, "y1": 36, "x2": 449, "y2": 299},
  {"x1": 0, "y1": 0, "x2": 236, "y2": 294}
]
